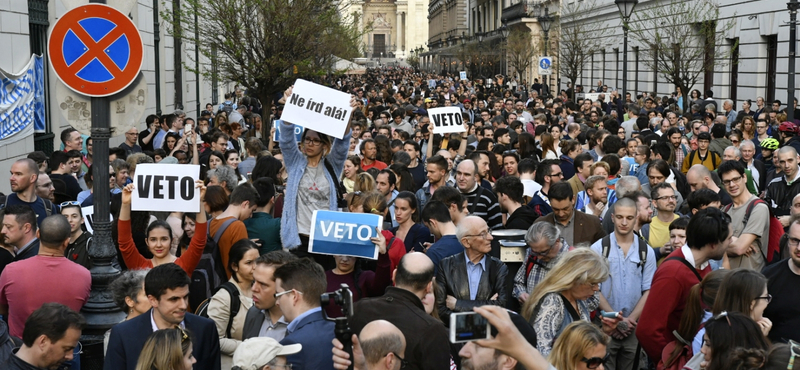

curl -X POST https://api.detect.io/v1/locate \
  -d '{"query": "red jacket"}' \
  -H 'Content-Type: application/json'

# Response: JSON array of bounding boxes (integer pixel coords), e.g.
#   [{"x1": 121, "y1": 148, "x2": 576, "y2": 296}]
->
[
  {"x1": 636, "y1": 249, "x2": 711, "y2": 361},
  {"x1": 118, "y1": 219, "x2": 207, "y2": 275}
]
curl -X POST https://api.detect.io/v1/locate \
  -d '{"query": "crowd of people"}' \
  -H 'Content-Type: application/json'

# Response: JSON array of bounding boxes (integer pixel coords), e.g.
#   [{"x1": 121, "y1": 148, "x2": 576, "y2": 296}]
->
[{"x1": 3, "y1": 68, "x2": 800, "y2": 370}]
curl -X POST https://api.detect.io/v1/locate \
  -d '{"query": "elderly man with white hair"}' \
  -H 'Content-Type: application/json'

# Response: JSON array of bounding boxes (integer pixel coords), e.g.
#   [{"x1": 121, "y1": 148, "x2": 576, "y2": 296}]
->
[
  {"x1": 723, "y1": 99, "x2": 738, "y2": 131},
  {"x1": 723, "y1": 146, "x2": 758, "y2": 195},
  {"x1": 739, "y1": 140, "x2": 766, "y2": 192}
]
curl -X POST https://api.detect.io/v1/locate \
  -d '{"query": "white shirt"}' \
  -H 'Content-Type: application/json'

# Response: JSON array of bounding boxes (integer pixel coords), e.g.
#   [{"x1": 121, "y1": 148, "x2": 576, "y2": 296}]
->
[{"x1": 680, "y1": 245, "x2": 709, "y2": 270}]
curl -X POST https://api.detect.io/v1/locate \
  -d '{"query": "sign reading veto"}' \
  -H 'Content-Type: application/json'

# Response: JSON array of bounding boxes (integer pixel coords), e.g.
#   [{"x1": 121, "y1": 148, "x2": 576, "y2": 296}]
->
[
  {"x1": 428, "y1": 107, "x2": 466, "y2": 134},
  {"x1": 280, "y1": 79, "x2": 353, "y2": 139},
  {"x1": 273, "y1": 120, "x2": 304, "y2": 142},
  {"x1": 309, "y1": 210, "x2": 382, "y2": 259},
  {"x1": 132, "y1": 164, "x2": 200, "y2": 213}
]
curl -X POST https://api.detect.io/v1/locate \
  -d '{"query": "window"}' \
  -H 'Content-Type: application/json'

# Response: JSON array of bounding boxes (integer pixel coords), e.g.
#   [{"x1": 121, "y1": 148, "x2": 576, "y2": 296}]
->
[
  {"x1": 28, "y1": 0, "x2": 53, "y2": 153},
  {"x1": 729, "y1": 38, "x2": 739, "y2": 103},
  {"x1": 766, "y1": 35, "x2": 777, "y2": 103}
]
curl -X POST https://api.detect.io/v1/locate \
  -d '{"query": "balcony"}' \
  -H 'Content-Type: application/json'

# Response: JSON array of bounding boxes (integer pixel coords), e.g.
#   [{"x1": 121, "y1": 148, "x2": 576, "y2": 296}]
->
[{"x1": 502, "y1": 0, "x2": 538, "y2": 23}]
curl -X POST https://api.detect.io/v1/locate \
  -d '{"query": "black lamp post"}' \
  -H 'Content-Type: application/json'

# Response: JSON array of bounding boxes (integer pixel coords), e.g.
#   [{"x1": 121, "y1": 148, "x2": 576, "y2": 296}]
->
[
  {"x1": 788, "y1": 0, "x2": 799, "y2": 122},
  {"x1": 500, "y1": 22, "x2": 509, "y2": 76},
  {"x1": 478, "y1": 29, "x2": 485, "y2": 78},
  {"x1": 537, "y1": 5, "x2": 554, "y2": 96},
  {"x1": 616, "y1": 0, "x2": 638, "y2": 117}
]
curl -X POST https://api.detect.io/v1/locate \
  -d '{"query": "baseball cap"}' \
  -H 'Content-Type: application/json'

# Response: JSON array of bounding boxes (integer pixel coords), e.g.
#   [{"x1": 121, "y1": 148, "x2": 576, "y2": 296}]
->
[
  {"x1": 414, "y1": 108, "x2": 428, "y2": 116},
  {"x1": 779, "y1": 121, "x2": 798, "y2": 134},
  {"x1": 697, "y1": 132, "x2": 712, "y2": 141},
  {"x1": 463, "y1": 99, "x2": 471, "y2": 104},
  {"x1": 424, "y1": 98, "x2": 432, "y2": 103},
  {"x1": 232, "y1": 337, "x2": 302, "y2": 370}
]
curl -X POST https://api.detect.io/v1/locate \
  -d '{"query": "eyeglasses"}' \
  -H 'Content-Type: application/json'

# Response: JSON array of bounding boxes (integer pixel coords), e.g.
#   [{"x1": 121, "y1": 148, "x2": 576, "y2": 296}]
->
[
  {"x1": 464, "y1": 230, "x2": 491, "y2": 240},
  {"x1": 756, "y1": 294, "x2": 772, "y2": 303},
  {"x1": 548, "y1": 172, "x2": 564, "y2": 178},
  {"x1": 269, "y1": 363, "x2": 293, "y2": 369},
  {"x1": 304, "y1": 137, "x2": 323, "y2": 146},
  {"x1": 60, "y1": 201, "x2": 82, "y2": 208},
  {"x1": 503, "y1": 149, "x2": 518, "y2": 155},
  {"x1": 391, "y1": 352, "x2": 408, "y2": 369},
  {"x1": 722, "y1": 176, "x2": 743, "y2": 187},
  {"x1": 731, "y1": 140, "x2": 740, "y2": 144},
  {"x1": 787, "y1": 236, "x2": 800, "y2": 247},
  {"x1": 581, "y1": 353, "x2": 610, "y2": 369},
  {"x1": 655, "y1": 195, "x2": 677, "y2": 201},
  {"x1": 109, "y1": 172, "x2": 116, "y2": 178},
  {"x1": 274, "y1": 289, "x2": 303, "y2": 300},
  {"x1": 530, "y1": 239, "x2": 560, "y2": 257}
]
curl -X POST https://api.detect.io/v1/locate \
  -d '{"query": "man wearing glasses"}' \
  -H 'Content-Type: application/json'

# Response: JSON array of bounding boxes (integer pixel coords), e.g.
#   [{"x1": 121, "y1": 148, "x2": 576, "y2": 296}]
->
[
  {"x1": 435, "y1": 216, "x2": 508, "y2": 326},
  {"x1": 718, "y1": 160, "x2": 770, "y2": 271},
  {"x1": 120, "y1": 127, "x2": 143, "y2": 155},
  {"x1": 763, "y1": 215, "x2": 800, "y2": 343},
  {"x1": 640, "y1": 183, "x2": 680, "y2": 250},
  {"x1": 274, "y1": 258, "x2": 335, "y2": 370}
]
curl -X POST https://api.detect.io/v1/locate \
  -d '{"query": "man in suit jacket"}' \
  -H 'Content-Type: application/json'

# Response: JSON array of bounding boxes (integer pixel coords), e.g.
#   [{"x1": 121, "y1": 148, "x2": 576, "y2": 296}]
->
[
  {"x1": 436, "y1": 216, "x2": 509, "y2": 326},
  {"x1": 2, "y1": 205, "x2": 40, "y2": 262},
  {"x1": 274, "y1": 258, "x2": 335, "y2": 370},
  {"x1": 740, "y1": 140, "x2": 767, "y2": 193},
  {"x1": 536, "y1": 182, "x2": 606, "y2": 247},
  {"x1": 242, "y1": 251, "x2": 296, "y2": 341},
  {"x1": 104, "y1": 264, "x2": 221, "y2": 370}
]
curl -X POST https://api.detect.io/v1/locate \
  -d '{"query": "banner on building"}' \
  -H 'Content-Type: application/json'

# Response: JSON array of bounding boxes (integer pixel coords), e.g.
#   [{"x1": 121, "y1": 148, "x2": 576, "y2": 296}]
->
[{"x1": 0, "y1": 55, "x2": 45, "y2": 146}]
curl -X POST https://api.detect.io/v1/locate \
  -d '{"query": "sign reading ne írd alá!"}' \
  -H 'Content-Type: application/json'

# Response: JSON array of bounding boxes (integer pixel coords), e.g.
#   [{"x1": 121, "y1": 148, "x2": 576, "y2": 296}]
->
[{"x1": 280, "y1": 79, "x2": 353, "y2": 139}]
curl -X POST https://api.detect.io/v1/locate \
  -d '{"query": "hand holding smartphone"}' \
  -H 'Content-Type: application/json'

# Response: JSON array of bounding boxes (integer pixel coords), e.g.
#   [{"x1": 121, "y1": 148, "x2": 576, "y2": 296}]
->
[{"x1": 450, "y1": 312, "x2": 491, "y2": 343}]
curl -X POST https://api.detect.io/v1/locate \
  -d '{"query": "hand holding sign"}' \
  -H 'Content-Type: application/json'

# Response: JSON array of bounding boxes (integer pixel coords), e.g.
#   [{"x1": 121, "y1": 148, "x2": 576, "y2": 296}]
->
[
  {"x1": 369, "y1": 227, "x2": 387, "y2": 255},
  {"x1": 280, "y1": 79, "x2": 354, "y2": 139},
  {"x1": 309, "y1": 211, "x2": 383, "y2": 259}
]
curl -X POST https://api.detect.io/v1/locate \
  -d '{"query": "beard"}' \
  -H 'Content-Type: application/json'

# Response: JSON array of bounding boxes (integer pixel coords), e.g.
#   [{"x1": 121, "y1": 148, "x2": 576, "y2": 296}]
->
[{"x1": 461, "y1": 356, "x2": 500, "y2": 370}]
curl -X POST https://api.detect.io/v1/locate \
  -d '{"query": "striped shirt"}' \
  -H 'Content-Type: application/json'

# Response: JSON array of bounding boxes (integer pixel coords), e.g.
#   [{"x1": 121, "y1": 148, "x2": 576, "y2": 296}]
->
[{"x1": 462, "y1": 185, "x2": 503, "y2": 230}]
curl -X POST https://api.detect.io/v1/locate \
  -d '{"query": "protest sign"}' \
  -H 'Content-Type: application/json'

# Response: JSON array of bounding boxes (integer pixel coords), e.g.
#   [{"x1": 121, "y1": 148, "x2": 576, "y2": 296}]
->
[
  {"x1": 273, "y1": 120, "x2": 304, "y2": 142},
  {"x1": 584, "y1": 92, "x2": 611, "y2": 103},
  {"x1": 81, "y1": 206, "x2": 113, "y2": 234},
  {"x1": 131, "y1": 164, "x2": 200, "y2": 212},
  {"x1": 309, "y1": 210, "x2": 382, "y2": 259},
  {"x1": 459, "y1": 71, "x2": 467, "y2": 80},
  {"x1": 280, "y1": 79, "x2": 353, "y2": 139},
  {"x1": 428, "y1": 106, "x2": 466, "y2": 135}
]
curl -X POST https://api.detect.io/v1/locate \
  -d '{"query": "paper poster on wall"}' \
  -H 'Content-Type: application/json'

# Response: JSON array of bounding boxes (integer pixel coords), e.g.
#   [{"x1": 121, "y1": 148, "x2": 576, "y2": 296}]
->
[
  {"x1": 131, "y1": 164, "x2": 200, "y2": 212},
  {"x1": 309, "y1": 210, "x2": 382, "y2": 259},
  {"x1": 280, "y1": 79, "x2": 353, "y2": 139}
]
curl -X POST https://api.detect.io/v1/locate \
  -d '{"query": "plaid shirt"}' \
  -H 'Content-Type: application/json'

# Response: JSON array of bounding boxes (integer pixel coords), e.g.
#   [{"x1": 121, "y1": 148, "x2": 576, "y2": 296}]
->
[
  {"x1": 512, "y1": 240, "x2": 571, "y2": 299},
  {"x1": 674, "y1": 143, "x2": 688, "y2": 169}
]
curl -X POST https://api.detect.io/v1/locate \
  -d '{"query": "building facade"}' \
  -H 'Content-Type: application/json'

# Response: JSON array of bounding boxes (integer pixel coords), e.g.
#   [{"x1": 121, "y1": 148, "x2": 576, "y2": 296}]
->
[
  {"x1": 0, "y1": 0, "x2": 223, "y2": 195},
  {"x1": 344, "y1": 0, "x2": 429, "y2": 60}
]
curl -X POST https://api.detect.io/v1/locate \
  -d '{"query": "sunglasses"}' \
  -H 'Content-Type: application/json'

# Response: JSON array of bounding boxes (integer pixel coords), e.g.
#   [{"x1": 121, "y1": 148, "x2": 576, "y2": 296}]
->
[
  {"x1": 581, "y1": 353, "x2": 610, "y2": 369},
  {"x1": 60, "y1": 201, "x2": 81, "y2": 208}
]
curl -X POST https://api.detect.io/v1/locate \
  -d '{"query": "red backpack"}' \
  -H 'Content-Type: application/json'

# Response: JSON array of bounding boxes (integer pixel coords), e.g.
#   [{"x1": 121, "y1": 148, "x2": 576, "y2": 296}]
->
[{"x1": 722, "y1": 198, "x2": 785, "y2": 264}]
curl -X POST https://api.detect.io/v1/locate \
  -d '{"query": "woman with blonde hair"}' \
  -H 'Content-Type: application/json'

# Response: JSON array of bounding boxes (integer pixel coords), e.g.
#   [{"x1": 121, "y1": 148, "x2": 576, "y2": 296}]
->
[
  {"x1": 353, "y1": 172, "x2": 376, "y2": 193},
  {"x1": 135, "y1": 328, "x2": 196, "y2": 370},
  {"x1": 522, "y1": 248, "x2": 617, "y2": 356},
  {"x1": 549, "y1": 321, "x2": 610, "y2": 370}
]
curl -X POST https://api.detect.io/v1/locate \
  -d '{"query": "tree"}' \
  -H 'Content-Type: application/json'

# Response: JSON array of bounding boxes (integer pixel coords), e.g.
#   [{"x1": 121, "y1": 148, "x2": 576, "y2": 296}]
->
[
  {"x1": 555, "y1": 0, "x2": 613, "y2": 89},
  {"x1": 166, "y1": 0, "x2": 364, "y2": 136},
  {"x1": 505, "y1": 27, "x2": 540, "y2": 82},
  {"x1": 628, "y1": 0, "x2": 736, "y2": 113}
]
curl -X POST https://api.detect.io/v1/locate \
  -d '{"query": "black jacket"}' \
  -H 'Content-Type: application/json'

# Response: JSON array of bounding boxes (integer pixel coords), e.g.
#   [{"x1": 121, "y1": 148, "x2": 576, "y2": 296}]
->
[
  {"x1": 436, "y1": 252, "x2": 509, "y2": 326},
  {"x1": 741, "y1": 158, "x2": 767, "y2": 193},
  {"x1": 351, "y1": 287, "x2": 451, "y2": 370},
  {"x1": 12, "y1": 240, "x2": 39, "y2": 262},
  {"x1": 506, "y1": 205, "x2": 539, "y2": 231},
  {"x1": 766, "y1": 173, "x2": 800, "y2": 216}
]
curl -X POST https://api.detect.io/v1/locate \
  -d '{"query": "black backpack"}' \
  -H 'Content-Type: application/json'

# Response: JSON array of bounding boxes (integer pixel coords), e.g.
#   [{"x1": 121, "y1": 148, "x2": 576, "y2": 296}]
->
[
  {"x1": 0, "y1": 195, "x2": 54, "y2": 221},
  {"x1": 601, "y1": 234, "x2": 649, "y2": 273},
  {"x1": 188, "y1": 218, "x2": 236, "y2": 311},
  {"x1": 195, "y1": 281, "x2": 241, "y2": 338},
  {"x1": 221, "y1": 101, "x2": 234, "y2": 116},
  {"x1": 65, "y1": 233, "x2": 93, "y2": 270}
]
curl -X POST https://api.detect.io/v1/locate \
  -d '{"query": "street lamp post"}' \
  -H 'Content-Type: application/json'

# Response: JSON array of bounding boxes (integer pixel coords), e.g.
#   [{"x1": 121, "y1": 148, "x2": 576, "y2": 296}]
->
[
  {"x1": 789, "y1": 0, "x2": 799, "y2": 122},
  {"x1": 478, "y1": 31, "x2": 485, "y2": 78},
  {"x1": 537, "y1": 6, "x2": 553, "y2": 96},
  {"x1": 500, "y1": 22, "x2": 509, "y2": 77},
  {"x1": 616, "y1": 0, "x2": 638, "y2": 117}
]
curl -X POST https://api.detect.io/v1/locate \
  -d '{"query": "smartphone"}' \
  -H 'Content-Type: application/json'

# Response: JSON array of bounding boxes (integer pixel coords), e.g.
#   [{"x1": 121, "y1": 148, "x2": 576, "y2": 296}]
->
[{"x1": 450, "y1": 312, "x2": 491, "y2": 343}]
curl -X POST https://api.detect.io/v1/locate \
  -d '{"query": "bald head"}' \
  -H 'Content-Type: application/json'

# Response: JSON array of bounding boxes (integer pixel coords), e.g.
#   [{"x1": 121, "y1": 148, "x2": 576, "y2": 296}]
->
[
  {"x1": 394, "y1": 252, "x2": 434, "y2": 293},
  {"x1": 456, "y1": 215, "x2": 486, "y2": 241},
  {"x1": 687, "y1": 164, "x2": 712, "y2": 191},
  {"x1": 15, "y1": 158, "x2": 39, "y2": 177},
  {"x1": 360, "y1": 320, "x2": 406, "y2": 367},
  {"x1": 38, "y1": 215, "x2": 71, "y2": 250},
  {"x1": 778, "y1": 146, "x2": 798, "y2": 157}
]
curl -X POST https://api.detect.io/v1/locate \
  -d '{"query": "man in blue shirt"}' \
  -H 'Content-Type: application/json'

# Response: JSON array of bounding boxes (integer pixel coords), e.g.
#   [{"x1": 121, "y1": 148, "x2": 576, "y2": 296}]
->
[
  {"x1": 275, "y1": 258, "x2": 335, "y2": 370},
  {"x1": 420, "y1": 201, "x2": 463, "y2": 274},
  {"x1": 590, "y1": 197, "x2": 656, "y2": 370},
  {"x1": 5, "y1": 158, "x2": 57, "y2": 227}
]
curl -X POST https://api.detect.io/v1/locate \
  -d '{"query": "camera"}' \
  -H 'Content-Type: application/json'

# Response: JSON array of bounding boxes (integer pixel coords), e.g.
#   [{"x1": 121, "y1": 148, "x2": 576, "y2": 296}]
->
[{"x1": 321, "y1": 284, "x2": 355, "y2": 370}]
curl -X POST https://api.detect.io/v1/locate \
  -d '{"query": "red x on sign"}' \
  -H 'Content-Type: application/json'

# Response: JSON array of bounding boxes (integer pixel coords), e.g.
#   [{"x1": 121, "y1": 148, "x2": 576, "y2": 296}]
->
[{"x1": 49, "y1": 4, "x2": 143, "y2": 97}]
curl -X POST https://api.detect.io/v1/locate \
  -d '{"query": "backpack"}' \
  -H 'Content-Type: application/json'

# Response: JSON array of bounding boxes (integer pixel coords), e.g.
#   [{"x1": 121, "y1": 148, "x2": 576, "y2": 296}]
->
[
  {"x1": 722, "y1": 198, "x2": 785, "y2": 265},
  {"x1": 195, "y1": 281, "x2": 241, "y2": 338},
  {"x1": 657, "y1": 332, "x2": 693, "y2": 370},
  {"x1": 188, "y1": 218, "x2": 236, "y2": 311},
  {"x1": 220, "y1": 101, "x2": 234, "y2": 115},
  {"x1": 601, "y1": 234, "x2": 649, "y2": 273},
  {"x1": 0, "y1": 195, "x2": 54, "y2": 221},
  {"x1": 65, "y1": 234, "x2": 93, "y2": 270},
  {"x1": 687, "y1": 150, "x2": 719, "y2": 170}
]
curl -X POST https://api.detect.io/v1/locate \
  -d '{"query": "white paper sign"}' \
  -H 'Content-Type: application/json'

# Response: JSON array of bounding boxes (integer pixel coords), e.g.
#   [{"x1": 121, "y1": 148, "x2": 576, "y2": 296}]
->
[
  {"x1": 584, "y1": 93, "x2": 612, "y2": 103},
  {"x1": 131, "y1": 164, "x2": 200, "y2": 212},
  {"x1": 280, "y1": 79, "x2": 353, "y2": 139},
  {"x1": 428, "y1": 107, "x2": 466, "y2": 134},
  {"x1": 459, "y1": 71, "x2": 467, "y2": 80},
  {"x1": 81, "y1": 206, "x2": 113, "y2": 234}
]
